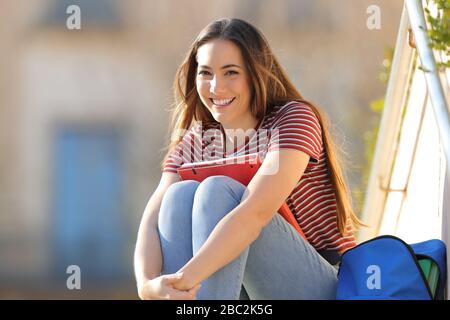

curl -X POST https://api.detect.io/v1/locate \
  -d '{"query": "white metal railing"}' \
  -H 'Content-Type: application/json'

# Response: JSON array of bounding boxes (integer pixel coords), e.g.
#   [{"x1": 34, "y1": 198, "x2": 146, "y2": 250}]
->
[
  {"x1": 358, "y1": 0, "x2": 450, "y2": 242},
  {"x1": 405, "y1": 0, "x2": 450, "y2": 165}
]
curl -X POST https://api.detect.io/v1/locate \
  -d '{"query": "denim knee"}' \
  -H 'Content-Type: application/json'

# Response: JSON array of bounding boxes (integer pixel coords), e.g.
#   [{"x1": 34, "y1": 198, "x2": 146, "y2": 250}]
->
[
  {"x1": 158, "y1": 180, "x2": 200, "y2": 227},
  {"x1": 192, "y1": 176, "x2": 245, "y2": 222},
  {"x1": 163, "y1": 179, "x2": 200, "y2": 202},
  {"x1": 195, "y1": 176, "x2": 244, "y2": 203}
]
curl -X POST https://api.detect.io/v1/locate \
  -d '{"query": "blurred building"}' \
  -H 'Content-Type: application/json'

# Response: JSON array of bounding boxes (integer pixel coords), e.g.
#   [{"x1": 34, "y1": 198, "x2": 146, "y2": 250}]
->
[{"x1": 0, "y1": 0, "x2": 402, "y2": 298}]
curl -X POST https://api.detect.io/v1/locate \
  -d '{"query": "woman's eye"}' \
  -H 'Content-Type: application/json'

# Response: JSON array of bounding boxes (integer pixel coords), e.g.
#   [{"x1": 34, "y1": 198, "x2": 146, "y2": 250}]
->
[
  {"x1": 197, "y1": 70, "x2": 238, "y2": 76},
  {"x1": 198, "y1": 70, "x2": 211, "y2": 76},
  {"x1": 226, "y1": 70, "x2": 238, "y2": 76}
]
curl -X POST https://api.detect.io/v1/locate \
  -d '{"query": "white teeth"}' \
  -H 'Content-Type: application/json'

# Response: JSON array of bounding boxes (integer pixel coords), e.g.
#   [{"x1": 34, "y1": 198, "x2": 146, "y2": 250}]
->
[{"x1": 212, "y1": 98, "x2": 234, "y2": 106}]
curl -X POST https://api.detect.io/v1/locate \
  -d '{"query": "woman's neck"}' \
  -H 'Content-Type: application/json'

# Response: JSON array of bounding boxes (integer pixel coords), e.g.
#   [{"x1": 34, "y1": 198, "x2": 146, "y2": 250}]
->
[{"x1": 221, "y1": 115, "x2": 259, "y2": 135}]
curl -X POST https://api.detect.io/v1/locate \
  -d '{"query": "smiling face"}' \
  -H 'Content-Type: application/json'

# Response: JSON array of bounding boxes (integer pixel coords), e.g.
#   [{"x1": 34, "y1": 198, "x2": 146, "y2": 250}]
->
[{"x1": 196, "y1": 39, "x2": 257, "y2": 131}]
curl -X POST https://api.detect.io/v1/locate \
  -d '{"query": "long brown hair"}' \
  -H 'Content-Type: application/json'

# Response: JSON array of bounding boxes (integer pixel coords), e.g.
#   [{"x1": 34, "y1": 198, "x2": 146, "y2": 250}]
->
[{"x1": 161, "y1": 18, "x2": 366, "y2": 235}]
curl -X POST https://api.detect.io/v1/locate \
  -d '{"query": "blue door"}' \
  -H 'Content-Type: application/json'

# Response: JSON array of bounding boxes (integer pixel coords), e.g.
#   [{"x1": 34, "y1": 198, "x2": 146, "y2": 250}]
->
[{"x1": 52, "y1": 126, "x2": 126, "y2": 285}]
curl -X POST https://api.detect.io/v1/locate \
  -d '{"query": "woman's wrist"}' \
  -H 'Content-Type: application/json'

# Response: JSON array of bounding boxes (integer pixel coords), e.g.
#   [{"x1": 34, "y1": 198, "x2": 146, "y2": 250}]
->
[{"x1": 174, "y1": 270, "x2": 199, "y2": 291}]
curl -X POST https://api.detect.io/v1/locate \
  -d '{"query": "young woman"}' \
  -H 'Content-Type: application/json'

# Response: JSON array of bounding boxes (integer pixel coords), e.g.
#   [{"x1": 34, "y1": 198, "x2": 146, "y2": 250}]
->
[{"x1": 134, "y1": 18, "x2": 365, "y2": 300}]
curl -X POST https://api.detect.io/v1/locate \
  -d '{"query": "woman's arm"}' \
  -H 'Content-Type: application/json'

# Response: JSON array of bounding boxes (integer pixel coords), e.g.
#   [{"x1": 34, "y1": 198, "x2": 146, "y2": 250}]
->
[
  {"x1": 133, "y1": 172, "x2": 181, "y2": 293},
  {"x1": 173, "y1": 149, "x2": 310, "y2": 290}
]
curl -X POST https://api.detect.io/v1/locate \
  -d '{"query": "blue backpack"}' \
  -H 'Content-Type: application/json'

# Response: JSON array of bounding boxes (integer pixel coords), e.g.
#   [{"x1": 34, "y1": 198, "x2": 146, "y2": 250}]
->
[{"x1": 336, "y1": 235, "x2": 447, "y2": 300}]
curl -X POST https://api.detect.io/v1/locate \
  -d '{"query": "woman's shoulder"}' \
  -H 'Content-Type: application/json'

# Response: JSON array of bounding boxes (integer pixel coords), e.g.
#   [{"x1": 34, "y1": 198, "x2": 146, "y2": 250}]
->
[
  {"x1": 276, "y1": 100, "x2": 315, "y2": 115},
  {"x1": 267, "y1": 100, "x2": 318, "y2": 125}
]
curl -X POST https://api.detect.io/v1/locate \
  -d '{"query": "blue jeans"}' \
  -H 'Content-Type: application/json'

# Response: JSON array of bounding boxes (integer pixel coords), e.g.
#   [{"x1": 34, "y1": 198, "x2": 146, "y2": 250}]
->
[{"x1": 157, "y1": 175, "x2": 338, "y2": 300}]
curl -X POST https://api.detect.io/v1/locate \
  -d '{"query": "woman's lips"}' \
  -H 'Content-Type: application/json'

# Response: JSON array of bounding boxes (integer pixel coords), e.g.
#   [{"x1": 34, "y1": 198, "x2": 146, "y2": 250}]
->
[{"x1": 210, "y1": 97, "x2": 236, "y2": 107}]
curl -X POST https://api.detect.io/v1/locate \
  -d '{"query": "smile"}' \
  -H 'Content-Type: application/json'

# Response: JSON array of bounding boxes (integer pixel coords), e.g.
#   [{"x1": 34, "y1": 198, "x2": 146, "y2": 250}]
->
[{"x1": 210, "y1": 97, "x2": 235, "y2": 107}]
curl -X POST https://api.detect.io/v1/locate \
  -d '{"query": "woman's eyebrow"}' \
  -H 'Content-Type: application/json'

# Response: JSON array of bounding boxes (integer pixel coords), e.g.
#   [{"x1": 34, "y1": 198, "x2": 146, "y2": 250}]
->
[{"x1": 198, "y1": 64, "x2": 242, "y2": 70}]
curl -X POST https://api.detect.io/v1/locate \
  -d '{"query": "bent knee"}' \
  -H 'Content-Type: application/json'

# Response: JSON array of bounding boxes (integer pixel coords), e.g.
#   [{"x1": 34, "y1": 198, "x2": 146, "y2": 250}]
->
[
  {"x1": 164, "y1": 180, "x2": 200, "y2": 201},
  {"x1": 159, "y1": 180, "x2": 200, "y2": 225},
  {"x1": 199, "y1": 175, "x2": 233, "y2": 188},
  {"x1": 195, "y1": 175, "x2": 245, "y2": 201},
  {"x1": 192, "y1": 176, "x2": 247, "y2": 223}
]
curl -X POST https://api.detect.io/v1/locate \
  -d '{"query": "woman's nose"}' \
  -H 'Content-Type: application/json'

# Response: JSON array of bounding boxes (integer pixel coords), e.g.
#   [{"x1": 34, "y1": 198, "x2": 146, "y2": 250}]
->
[{"x1": 209, "y1": 76, "x2": 226, "y2": 94}]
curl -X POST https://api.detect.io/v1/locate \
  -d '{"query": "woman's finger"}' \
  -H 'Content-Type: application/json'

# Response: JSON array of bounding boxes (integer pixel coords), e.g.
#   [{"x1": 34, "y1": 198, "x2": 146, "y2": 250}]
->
[
  {"x1": 162, "y1": 273, "x2": 184, "y2": 284},
  {"x1": 166, "y1": 287, "x2": 196, "y2": 300}
]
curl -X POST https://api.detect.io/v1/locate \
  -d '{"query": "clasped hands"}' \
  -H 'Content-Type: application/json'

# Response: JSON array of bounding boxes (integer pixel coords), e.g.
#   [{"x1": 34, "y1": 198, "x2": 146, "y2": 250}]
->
[{"x1": 138, "y1": 271, "x2": 201, "y2": 300}]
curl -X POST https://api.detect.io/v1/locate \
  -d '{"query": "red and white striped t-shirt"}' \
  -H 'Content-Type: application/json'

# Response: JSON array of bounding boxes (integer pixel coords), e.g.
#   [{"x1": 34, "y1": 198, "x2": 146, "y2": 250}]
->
[{"x1": 162, "y1": 101, "x2": 357, "y2": 253}]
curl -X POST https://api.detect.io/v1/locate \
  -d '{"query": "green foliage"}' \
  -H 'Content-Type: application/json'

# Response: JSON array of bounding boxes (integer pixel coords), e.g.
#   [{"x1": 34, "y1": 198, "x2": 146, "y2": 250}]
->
[
  {"x1": 377, "y1": 48, "x2": 394, "y2": 84},
  {"x1": 425, "y1": 0, "x2": 450, "y2": 70}
]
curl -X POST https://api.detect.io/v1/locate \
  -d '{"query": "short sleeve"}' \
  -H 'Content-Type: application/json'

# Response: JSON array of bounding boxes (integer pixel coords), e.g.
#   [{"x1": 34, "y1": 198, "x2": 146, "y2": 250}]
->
[
  {"x1": 162, "y1": 125, "x2": 203, "y2": 173},
  {"x1": 267, "y1": 103, "x2": 323, "y2": 163},
  {"x1": 162, "y1": 143, "x2": 184, "y2": 173}
]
